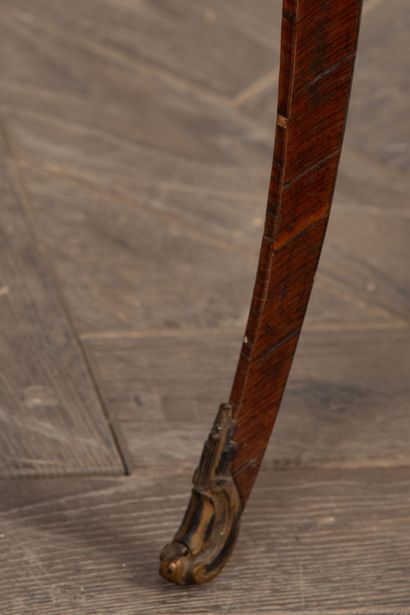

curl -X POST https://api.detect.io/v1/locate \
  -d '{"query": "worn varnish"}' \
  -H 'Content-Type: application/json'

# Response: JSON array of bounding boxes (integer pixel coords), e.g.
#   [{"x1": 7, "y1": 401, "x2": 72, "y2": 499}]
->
[{"x1": 230, "y1": 0, "x2": 364, "y2": 503}]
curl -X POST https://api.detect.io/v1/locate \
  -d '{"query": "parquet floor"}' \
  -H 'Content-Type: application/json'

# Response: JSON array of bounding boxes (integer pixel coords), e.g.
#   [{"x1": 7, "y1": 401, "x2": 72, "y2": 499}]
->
[{"x1": 0, "y1": 0, "x2": 409, "y2": 612}]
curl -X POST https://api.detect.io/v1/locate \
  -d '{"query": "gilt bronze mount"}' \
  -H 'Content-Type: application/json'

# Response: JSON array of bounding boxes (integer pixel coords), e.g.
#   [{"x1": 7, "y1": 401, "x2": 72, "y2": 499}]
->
[{"x1": 159, "y1": 403, "x2": 241, "y2": 585}]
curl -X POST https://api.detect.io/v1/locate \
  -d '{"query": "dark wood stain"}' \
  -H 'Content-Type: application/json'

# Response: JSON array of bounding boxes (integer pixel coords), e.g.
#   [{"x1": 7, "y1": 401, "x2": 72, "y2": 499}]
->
[{"x1": 230, "y1": 0, "x2": 364, "y2": 504}]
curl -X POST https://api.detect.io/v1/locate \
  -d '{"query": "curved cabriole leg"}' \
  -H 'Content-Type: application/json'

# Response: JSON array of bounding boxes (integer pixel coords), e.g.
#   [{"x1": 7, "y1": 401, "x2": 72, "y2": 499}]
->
[{"x1": 159, "y1": 0, "x2": 363, "y2": 585}]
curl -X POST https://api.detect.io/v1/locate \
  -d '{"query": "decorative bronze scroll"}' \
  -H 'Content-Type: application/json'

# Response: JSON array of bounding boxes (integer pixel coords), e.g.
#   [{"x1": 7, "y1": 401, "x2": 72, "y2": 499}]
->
[{"x1": 159, "y1": 403, "x2": 241, "y2": 585}]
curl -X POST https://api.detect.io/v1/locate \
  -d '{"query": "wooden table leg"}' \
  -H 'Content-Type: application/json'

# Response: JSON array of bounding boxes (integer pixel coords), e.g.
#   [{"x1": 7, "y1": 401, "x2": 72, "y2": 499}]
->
[{"x1": 159, "y1": 0, "x2": 364, "y2": 585}]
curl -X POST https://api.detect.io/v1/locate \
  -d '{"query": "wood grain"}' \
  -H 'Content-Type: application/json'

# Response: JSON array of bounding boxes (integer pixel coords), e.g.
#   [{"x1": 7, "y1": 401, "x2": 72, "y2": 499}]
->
[
  {"x1": 0, "y1": 467, "x2": 409, "y2": 613},
  {"x1": 83, "y1": 327, "x2": 410, "y2": 472},
  {"x1": 345, "y1": 0, "x2": 410, "y2": 173},
  {"x1": 0, "y1": 0, "x2": 281, "y2": 100},
  {"x1": 0, "y1": 2, "x2": 270, "y2": 191},
  {"x1": 13, "y1": 169, "x2": 259, "y2": 334},
  {"x1": 320, "y1": 207, "x2": 410, "y2": 322},
  {"x1": 230, "y1": 0, "x2": 364, "y2": 503},
  {"x1": 0, "y1": 134, "x2": 124, "y2": 477},
  {"x1": 7, "y1": 160, "x2": 403, "y2": 340}
]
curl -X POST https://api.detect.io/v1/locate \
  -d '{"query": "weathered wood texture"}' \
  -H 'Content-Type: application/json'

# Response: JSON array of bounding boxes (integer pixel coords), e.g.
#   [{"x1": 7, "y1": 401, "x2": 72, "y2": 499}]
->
[
  {"x1": 10, "y1": 167, "x2": 403, "y2": 336},
  {"x1": 0, "y1": 0, "x2": 405, "y2": 338},
  {"x1": 230, "y1": 0, "x2": 364, "y2": 503},
  {"x1": 83, "y1": 327, "x2": 410, "y2": 473},
  {"x1": 0, "y1": 0, "x2": 408, "y2": 610},
  {"x1": 0, "y1": 467, "x2": 409, "y2": 614},
  {"x1": 0, "y1": 137, "x2": 124, "y2": 477},
  {"x1": 0, "y1": 0, "x2": 270, "y2": 195},
  {"x1": 345, "y1": 0, "x2": 410, "y2": 173}
]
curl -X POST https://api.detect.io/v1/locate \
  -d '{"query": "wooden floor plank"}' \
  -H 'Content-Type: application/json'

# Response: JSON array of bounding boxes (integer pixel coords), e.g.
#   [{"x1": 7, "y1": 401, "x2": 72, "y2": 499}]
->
[
  {"x1": 320, "y1": 208, "x2": 410, "y2": 322},
  {"x1": 274, "y1": 328, "x2": 410, "y2": 469},
  {"x1": 0, "y1": 4, "x2": 269, "y2": 181},
  {"x1": 0, "y1": 476, "x2": 119, "y2": 514},
  {"x1": 0, "y1": 467, "x2": 409, "y2": 614},
  {"x1": 335, "y1": 148, "x2": 410, "y2": 218},
  {"x1": 12, "y1": 169, "x2": 403, "y2": 339},
  {"x1": 345, "y1": 0, "x2": 410, "y2": 173},
  {"x1": 0, "y1": 137, "x2": 124, "y2": 477},
  {"x1": 14, "y1": 169, "x2": 259, "y2": 334},
  {"x1": 29, "y1": 0, "x2": 278, "y2": 96},
  {"x1": 3, "y1": 0, "x2": 280, "y2": 99},
  {"x1": 82, "y1": 328, "x2": 410, "y2": 472},
  {"x1": 0, "y1": 0, "x2": 407, "y2": 335}
]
